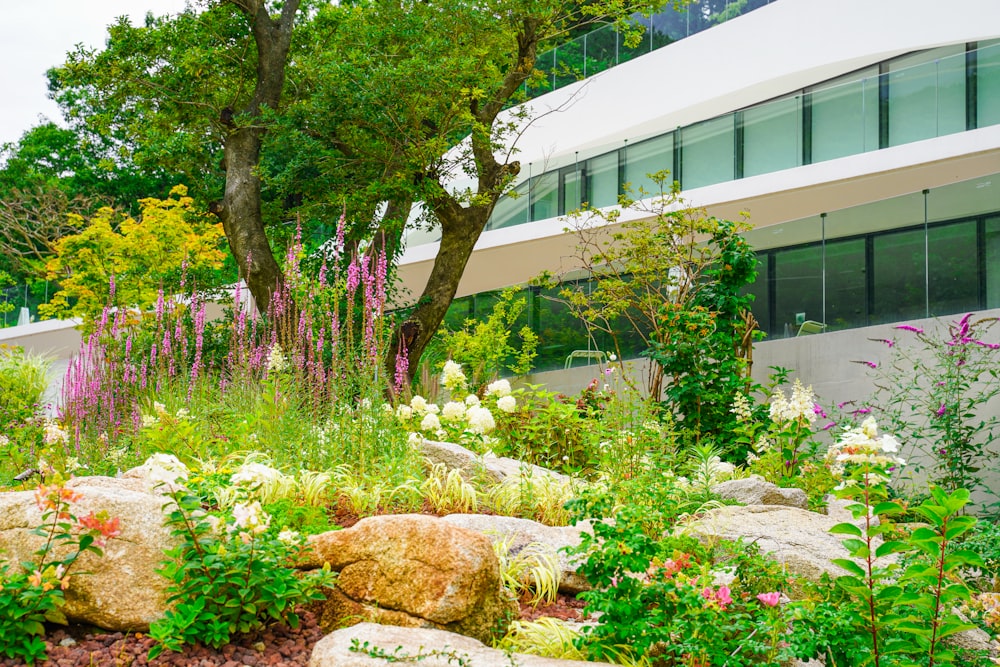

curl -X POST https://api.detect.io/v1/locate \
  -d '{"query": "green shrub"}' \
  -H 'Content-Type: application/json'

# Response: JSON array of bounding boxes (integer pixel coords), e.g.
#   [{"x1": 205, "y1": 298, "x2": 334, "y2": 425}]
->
[{"x1": 0, "y1": 345, "x2": 49, "y2": 428}]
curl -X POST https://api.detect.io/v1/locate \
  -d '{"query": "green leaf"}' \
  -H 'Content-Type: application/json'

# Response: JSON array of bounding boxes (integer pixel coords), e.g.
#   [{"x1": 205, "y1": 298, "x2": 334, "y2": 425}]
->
[{"x1": 829, "y1": 522, "x2": 863, "y2": 537}]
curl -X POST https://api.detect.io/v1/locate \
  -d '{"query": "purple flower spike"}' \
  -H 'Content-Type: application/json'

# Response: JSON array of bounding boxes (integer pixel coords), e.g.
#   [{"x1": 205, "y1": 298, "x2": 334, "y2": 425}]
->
[
  {"x1": 821, "y1": 421, "x2": 836, "y2": 431},
  {"x1": 935, "y1": 403, "x2": 947, "y2": 417},
  {"x1": 894, "y1": 325, "x2": 924, "y2": 334}
]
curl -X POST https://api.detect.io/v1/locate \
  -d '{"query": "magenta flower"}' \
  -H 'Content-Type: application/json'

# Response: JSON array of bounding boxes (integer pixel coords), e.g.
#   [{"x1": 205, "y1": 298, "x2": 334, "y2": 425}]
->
[
  {"x1": 935, "y1": 403, "x2": 947, "y2": 418},
  {"x1": 757, "y1": 592, "x2": 781, "y2": 607},
  {"x1": 702, "y1": 585, "x2": 732, "y2": 610},
  {"x1": 894, "y1": 324, "x2": 924, "y2": 334},
  {"x1": 852, "y1": 360, "x2": 878, "y2": 369}
]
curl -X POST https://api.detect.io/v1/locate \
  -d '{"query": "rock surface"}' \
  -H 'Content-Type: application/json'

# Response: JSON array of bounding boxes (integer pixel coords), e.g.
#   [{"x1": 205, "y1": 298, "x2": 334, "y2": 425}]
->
[
  {"x1": 418, "y1": 438, "x2": 570, "y2": 485},
  {"x1": 303, "y1": 514, "x2": 518, "y2": 643},
  {"x1": 308, "y1": 622, "x2": 615, "y2": 667},
  {"x1": 0, "y1": 475, "x2": 175, "y2": 631},
  {"x1": 441, "y1": 513, "x2": 593, "y2": 594},
  {"x1": 686, "y1": 504, "x2": 892, "y2": 582},
  {"x1": 711, "y1": 475, "x2": 808, "y2": 509}
]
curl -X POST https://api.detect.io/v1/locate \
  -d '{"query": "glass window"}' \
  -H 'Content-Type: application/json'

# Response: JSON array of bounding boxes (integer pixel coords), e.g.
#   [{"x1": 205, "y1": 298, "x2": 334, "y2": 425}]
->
[
  {"x1": 561, "y1": 166, "x2": 584, "y2": 215},
  {"x1": 978, "y1": 40, "x2": 1000, "y2": 128},
  {"x1": 824, "y1": 238, "x2": 867, "y2": 331},
  {"x1": 583, "y1": 24, "x2": 618, "y2": 77},
  {"x1": 929, "y1": 221, "x2": 979, "y2": 315},
  {"x1": 987, "y1": 216, "x2": 1000, "y2": 309},
  {"x1": 742, "y1": 253, "x2": 772, "y2": 338},
  {"x1": 809, "y1": 66, "x2": 879, "y2": 162},
  {"x1": 743, "y1": 95, "x2": 802, "y2": 177},
  {"x1": 681, "y1": 115, "x2": 735, "y2": 190},
  {"x1": 535, "y1": 281, "x2": 593, "y2": 372},
  {"x1": 773, "y1": 245, "x2": 823, "y2": 339},
  {"x1": 624, "y1": 134, "x2": 674, "y2": 197},
  {"x1": 487, "y1": 182, "x2": 528, "y2": 230},
  {"x1": 553, "y1": 37, "x2": 584, "y2": 89},
  {"x1": 530, "y1": 171, "x2": 559, "y2": 221},
  {"x1": 888, "y1": 45, "x2": 966, "y2": 146},
  {"x1": 585, "y1": 152, "x2": 620, "y2": 208},
  {"x1": 873, "y1": 228, "x2": 926, "y2": 324}
]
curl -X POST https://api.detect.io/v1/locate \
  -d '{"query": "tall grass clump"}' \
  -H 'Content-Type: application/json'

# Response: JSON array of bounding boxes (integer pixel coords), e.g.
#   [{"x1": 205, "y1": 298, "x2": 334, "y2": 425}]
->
[{"x1": 55, "y1": 218, "x2": 419, "y2": 481}]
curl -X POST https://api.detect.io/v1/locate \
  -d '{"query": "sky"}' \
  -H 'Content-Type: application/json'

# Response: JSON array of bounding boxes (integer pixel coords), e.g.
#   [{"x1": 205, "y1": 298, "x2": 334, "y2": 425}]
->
[{"x1": 0, "y1": 0, "x2": 190, "y2": 148}]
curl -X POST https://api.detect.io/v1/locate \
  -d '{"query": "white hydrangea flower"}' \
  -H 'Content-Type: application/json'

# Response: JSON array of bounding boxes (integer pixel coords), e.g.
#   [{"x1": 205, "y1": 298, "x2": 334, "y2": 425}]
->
[
  {"x1": 420, "y1": 413, "x2": 442, "y2": 432},
  {"x1": 410, "y1": 395, "x2": 428, "y2": 414},
  {"x1": 231, "y1": 462, "x2": 284, "y2": 488},
  {"x1": 266, "y1": 344, "x2": 288, "y2": 373},
  {"x1": 466, "y1": 406, "x2": 496, "y2": 434},
  {"x1": 441, "y1": 401, "x2": 467, "y2": 421},
  {"x1": 485, "y1": 379, "x2": 512, "y2": 398},
  {"x1": 426, "y1": 403, "x2": 440, "y2": 415},
  {"x1": 407, "y1": 432, "x2": 424, "y2": 445},
  {"x1": 440, "y1": 360, "x2": 467, "y2": 392},
  {"x1": 140, "y1": 453, "x2": 189, "y2": 486},
  {"x1": 278, "y1": 529, "x2": 300, "y2": 545},
  {"x1": 396, "y1": 404, "x2": 414, "y2": 420},
  {"x1": 496, "y1": 395, "x2": 517, "y2": 413},
  {"x1": 232, "y1": 501, "x2": 270, "y2": 535},
  {"x1": 768, "y1": 379, "x2": 816, "y2": 425},
  {"x1": 42, "y1": 420, "x2": 69, "y2": 446},
  {"x1": 464, "y1": 394, "x2": 481, "y2": 407}
]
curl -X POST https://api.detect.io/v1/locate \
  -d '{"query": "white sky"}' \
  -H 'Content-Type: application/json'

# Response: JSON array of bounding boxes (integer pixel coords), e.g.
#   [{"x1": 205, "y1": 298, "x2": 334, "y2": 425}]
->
[{"x1": 0, "y1": 0, "x2": 190, "y2": 148}]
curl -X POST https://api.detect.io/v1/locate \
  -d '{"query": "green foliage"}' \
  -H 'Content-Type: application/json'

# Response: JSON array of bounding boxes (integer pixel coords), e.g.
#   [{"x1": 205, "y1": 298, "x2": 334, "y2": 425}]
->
[
  {"x1": 438, "y1": 287, "x2": 538, "y2": 391},
  {"x1": 950, "y1": 519, "x2": 1000, "y2": 592},
  {"x1": 0, "y1": 483, "x2": 119, "y2": 665},
  {"x1": 263, "y1": 498, "x2": 338, "y2": 537},
  {"x1": 868, "y1": 315, "x2": 1000, "y2": 508},
  {"x1": 557, "y1": 178, "x2": 761, "y2": 457},
  {"x1": 148, "y1": 487, "x2": 336, "y2": 659},
  {"x1": 566, "y1": 484, "x2": 789, "y2": 665},
  {"x1": 39, "y1": 186, "x2": 226, "y2": 321},
  {"x1": 0, "y1": 345, "x2": 50, "y2": 428},
  {"x1": 492, "y1": 385, "x2": 595, "y2": 472}
]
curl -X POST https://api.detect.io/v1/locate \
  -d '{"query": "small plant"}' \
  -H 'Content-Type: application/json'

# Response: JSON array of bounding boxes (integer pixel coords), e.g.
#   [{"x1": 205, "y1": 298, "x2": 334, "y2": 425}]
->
[
  {"x1": 0, "y1": 482, "x2": 121, "y2": 665},
  {"x1": 492, "y1": 537, "x2": 562, "y2": 606},
  {"x1": 148, "y1": 487, "x2": 335, "y2": 658},
  {"x1": 868, "y1": 314, "x2": 1000, "y2": 508}
]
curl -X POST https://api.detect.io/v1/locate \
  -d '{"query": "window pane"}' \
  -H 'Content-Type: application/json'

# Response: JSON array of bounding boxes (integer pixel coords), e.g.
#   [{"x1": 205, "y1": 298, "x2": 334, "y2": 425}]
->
[
  {"x1": 535, "y1": 282, "x2": 592, "y2": 372},
  {"x1": 487, "y1": 182, "x2": 528, "y2": 230},
  {"x1": 987, "y1": 216, "x2": 1000, "y2": 308},
  {"x1": 873, "y1": 228, "x2": 926, "y2": 324},
  {"x1": 624, "y1": 134, "x2": 674, "y2": 197},
  {"x1": 888, "y1": 45, "x2": 966, "y2": 146},
  {"x1": 561, "y1": 167, "x2": 584, "y2": 215},
  {"x1": 553, "y1": 37, "x2": 584, "y2": 89},
  {"x1": 530, "y1": 172, "x2": 559, "y2": 221},
  {"x1": 743, "y1": 95, "x2": 802, "y2": 177},
  {"x1": 681, "y1": 115, "x2": 735, "y2": 189},
  {"x1": 743, "y1": 253, "x2": 772, "y2": 338},
  {"x1": 586, "y1": 152, "x2": 620, "y2": 208},
  {"x1": 825, "y1": 238, "x2": 867, "y2": 331},
  {"x1": 978, "y1": 40, "x2": 1000, "y2": 128},
  {"x1": 774, "y1": 245, "x2": 823, "y2": 339},
  {"x1": 929, "y1": 221, "x2": 979, "y2": 316},
  {"x1": 583, "y1": 24, "x2": 618, "y2": 77},
  {"x1": 810, "y1": 67, "x2": 879, "y2": 162}
]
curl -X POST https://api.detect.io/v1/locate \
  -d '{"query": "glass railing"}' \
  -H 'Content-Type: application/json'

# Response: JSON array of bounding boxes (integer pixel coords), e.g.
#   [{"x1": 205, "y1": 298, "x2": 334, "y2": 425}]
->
[
  {"x1": 527, "y1": 0, "x2": 777, "y2": 99},
  {"x1": 0, "y1": 282, "x2": 54, "y2": 329},
  {"x1": 474, "y1": 40, "x2": 1000, "y2": 236}
]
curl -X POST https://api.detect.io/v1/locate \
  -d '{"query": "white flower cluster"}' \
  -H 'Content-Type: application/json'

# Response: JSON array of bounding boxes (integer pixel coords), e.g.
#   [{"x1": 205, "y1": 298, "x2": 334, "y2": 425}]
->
[
  {"x1": 42, "y1": 419, "x2": 69, "y2": 447},
  {"x1": 141, "y1": 402, "x2": 191, "y2": 428},
  {"x1": 465, "y1": 406, "x2": 496, "y2": 434},
  {"x1": 266, "y1": 344, "x2": 288, "y2": 373},
  {"x1": 231, "y1": 501, "x2": 270, "y2": 540},
  {"x1": 485, "y1": 379, "x2": 512, "y2": 397},
  {"x1": 230, "y1": 461, "x2": 286, "y2": 489},
  {"x1": 440, "y1": 360, "x2": 467, "y2": 392},
  {"x1": 730, "y1": 393, "x2": 754, "y2": 422},
  {"x1": 825, "y1": 416, "x2": 905, "y2": 478},
  {"x1": 136, "y1": 453, "x2": 189, "y2": 487},
  {"x1": 768, "y1": 379, "x2": 816, "y2": 425}
]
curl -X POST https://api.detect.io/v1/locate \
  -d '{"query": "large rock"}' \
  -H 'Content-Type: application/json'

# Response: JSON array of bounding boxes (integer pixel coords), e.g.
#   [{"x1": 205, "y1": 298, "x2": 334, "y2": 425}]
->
[
  {"x1": 0, "y1": 475, "x2": 176, "y2": 631},
  {"x1": 303, "y1": 514, "x2": 518, "y2": 643},
  {"x1": 686, "y1": 504, "x2": 893, "y2": 583},
  {"x1": 418, "y1": 438, "x2": 571, "y2": 485},
  {"x1": 711, "y1": 475, "x2": 808, "y2": 509},
  {"x1": 441, "y1": 513, "x2": 593, "y2": 594},
  {"x1": 309, "y1": 622, "x2": 615, "y2": 667}
]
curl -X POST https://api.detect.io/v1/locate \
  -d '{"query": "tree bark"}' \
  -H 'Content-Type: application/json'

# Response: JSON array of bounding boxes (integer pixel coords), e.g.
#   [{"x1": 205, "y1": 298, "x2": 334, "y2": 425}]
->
[{"x1": 213, "y1": 0, "x2": 300, "y2": 315}]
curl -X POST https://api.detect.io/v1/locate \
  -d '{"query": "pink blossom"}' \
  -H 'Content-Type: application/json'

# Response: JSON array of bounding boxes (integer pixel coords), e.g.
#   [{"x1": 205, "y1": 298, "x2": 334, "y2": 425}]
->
[
  {"x1": 757, "y1": 592, "x2": 781, "y2": 607},
  {"x1": 894, "y1": 324, "x2": 924, "y2": 334},
  {"x1": 702, "y1": 585, "x2": 732, "y2": 610}
]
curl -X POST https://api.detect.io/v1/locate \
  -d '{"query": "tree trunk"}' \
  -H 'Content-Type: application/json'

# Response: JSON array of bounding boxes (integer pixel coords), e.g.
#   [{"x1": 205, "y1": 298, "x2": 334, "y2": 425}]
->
[{"x1": 212, "y1": 0, "x2": 300, "y2": 315}]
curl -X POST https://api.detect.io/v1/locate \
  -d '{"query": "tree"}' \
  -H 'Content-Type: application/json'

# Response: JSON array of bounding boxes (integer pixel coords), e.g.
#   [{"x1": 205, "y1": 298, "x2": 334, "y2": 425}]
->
[{"x1": 49, "y1": 0, "x2": 669, "y2": 381}]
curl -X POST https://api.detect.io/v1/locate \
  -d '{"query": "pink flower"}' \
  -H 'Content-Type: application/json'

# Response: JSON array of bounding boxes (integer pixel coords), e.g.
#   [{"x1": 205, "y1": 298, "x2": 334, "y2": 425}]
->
[
  {"x1": 702, "y1": 585, "x2": 732, "y2": 610},
  {"x1": 757, "y1": 592, "x2": 781, "y2": 607},
  {"x1": 894, "y1": 324, "x2": 924, "y2": 334}
]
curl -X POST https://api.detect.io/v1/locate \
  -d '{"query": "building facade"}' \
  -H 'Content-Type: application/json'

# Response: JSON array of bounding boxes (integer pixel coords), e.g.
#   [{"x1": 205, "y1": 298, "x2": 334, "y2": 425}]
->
[{"x1": 397, "y1": 0, "x2": 1000, "y2": 380}]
